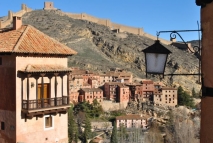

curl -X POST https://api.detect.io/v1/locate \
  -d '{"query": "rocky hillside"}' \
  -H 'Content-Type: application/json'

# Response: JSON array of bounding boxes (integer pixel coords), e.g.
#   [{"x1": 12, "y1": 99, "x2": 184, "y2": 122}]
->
[{"x1": 21, "y1": 9, "x2": 201, "y2": 92}]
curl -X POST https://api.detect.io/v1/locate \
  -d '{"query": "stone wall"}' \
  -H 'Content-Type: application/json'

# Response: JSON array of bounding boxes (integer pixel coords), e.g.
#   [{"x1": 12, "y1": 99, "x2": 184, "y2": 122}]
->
[
  {"x1": 0, "y1": 4, "x2": 32, "y2": 28},
  {"x1": 65, "y1": 12, "x2": 174, "y2": 45},
  {"x1": 91, "y1": 121, "x2": 112, "y2": 129},
  {"x1": 101, "y1": 100, "x2": 128, "y2": 111},
  {"x1": 65, "y1": 12, "x2": 144, "y2": 35}
]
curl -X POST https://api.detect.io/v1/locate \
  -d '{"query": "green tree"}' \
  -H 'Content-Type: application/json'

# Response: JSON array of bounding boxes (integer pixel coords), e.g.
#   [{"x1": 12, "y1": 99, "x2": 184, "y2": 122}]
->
[
  {"x1": 192, "y1": 87, "x2": 197, "y2": 98},
  {"x1": 178, "y1": 86, "x2": 195, "y2": 108},
  {"x1": 82, "y1": 115, "x2": 92, "y2": 143},
  {"x1": 178, "y1": 86, "x2": 184, "y2": 105},
  {"x1": 74, "y1": 100, "x2": 103, "y2": 118},
  {"x1": 118, "y1": 124, "x2": 127, "y2": 142},
  {"x1": 68, "y1": 105, "x2": 79, "y2": 143},
  {"x1": 91, "y1": 99, "x2": 104, "y2": 118},
  {"x1": 111, "y1": 122, "x2": 118, "y2": 143}
]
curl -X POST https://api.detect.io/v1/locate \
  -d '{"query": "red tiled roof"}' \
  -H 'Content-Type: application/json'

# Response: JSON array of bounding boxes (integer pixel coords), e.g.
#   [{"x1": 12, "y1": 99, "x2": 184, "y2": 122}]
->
[
  {"x1": 107, "y1": 82, "x2": 123, "y2": 86},
  {"x1": 125, "y1": 83, "x2": 143, "y2": 86},
  {"x1": 0, "y1": 25, "x2": 77, "y2": 55},
  {"x1": 71, "y1": 70, "x2": 87, "y2": 75},
  {"x1": 81, "y1": 88, "x2": 103, "y2": 92},
  {"x1": 71, "y1": 69, "x2": 94, "y2": 75},
  {"x1": 162, "y1": 87, "x2": 177, "y2": 90},
  {"x1": 19, "y1": 64, "x2": 71, "y2": 73},
  {"x1": 116, "y1": 114, "x2": 150, "y2": 120},
  {"x1": 142, "y1": 80, "x2": 154, "y2": 84}
]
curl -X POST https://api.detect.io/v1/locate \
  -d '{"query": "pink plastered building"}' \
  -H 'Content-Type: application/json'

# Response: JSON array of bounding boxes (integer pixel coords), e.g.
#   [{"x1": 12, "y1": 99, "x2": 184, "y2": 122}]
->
[
  {"x1": 104, "y1": 82, "x2": 119, "y2": 101},
  {"x1": 0, "y1": 17, "x2": 77, "y2": 143},
  {"x1": 79, "y1": 88, "x2": 103, "y2": 103},
  {"x1": 104, "y1": 82, "x2": 130, "y2": 102},
  {"x1": 117, "y1": 84, "x2": 130, "y2": 102},
  {"x1": 88, "y1": 77, "x2": 99, "y2": 88},
  {"x1": 142, "y1": 79, "x2": 154, "y2": 102},
  {"x1": 126, "y1": 82, "x2": 143, "y2": 101}
]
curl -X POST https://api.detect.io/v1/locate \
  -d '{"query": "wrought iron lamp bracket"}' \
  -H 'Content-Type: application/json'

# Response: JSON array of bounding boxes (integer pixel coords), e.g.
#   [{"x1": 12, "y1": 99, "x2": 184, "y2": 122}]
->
[
  {"x1": 155, "y1": 27, "x2": 202, "y2": 83},
  {"x1": 156, "y1": 29, "x2": 202, "y2": 55}
]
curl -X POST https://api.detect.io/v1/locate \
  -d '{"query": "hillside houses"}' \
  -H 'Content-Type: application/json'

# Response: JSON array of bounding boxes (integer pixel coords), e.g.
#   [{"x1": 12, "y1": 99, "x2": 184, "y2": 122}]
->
[
  {"x1": 79, "y1": 88, "x2": 103, "y2": 103},
  {"x1": 69, "y1": 68, "x2": 178, "y2": 107}
]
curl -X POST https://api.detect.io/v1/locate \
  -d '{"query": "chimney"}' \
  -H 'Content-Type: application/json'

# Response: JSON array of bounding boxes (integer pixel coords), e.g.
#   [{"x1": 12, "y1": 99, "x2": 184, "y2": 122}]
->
[{"x1": 13, "y1": 16, "x2": 22, "y2": 30}]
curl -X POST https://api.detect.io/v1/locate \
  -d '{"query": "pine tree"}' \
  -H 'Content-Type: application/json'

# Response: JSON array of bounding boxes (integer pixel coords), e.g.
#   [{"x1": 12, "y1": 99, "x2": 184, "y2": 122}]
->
[
  {"x1": 192, "y1": 87, "x2": 196, "y2": 97},
  {"x1": 68, "y1": 105, "x2": 79, "y2": 143},
  {"x1": 91, "y1": 99, "x2": 103, "y2": 118},
  {"x1": 118, "y1": 124, "x2": 127, "y2": 142},
  {"x1": 178, "y1": 86, "x2": 195, "y2": 108},
  {"x1": 192, "y1": 87, "x2": 198, "y2": 98},
  {"x1": 111, "y1": 122, "x2": 118, "y2": 143},
  {"x1": 82, "y1": 114, "x2": 92, "y2": 143},
  {"x1": 178, "y1": 86, "x2": 184, "y2": 105}
]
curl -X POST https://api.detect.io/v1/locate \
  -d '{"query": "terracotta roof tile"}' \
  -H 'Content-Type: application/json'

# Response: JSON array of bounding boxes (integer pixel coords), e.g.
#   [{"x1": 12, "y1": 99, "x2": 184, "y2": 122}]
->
[
  {"x1": 81, "y1": 88, "x2": 103, "y2": 92},
  {"x1": 0, "y1": 25, "x2": 77, "y2": 55},
  {"x1": 116, "y1": 114, "x2": 150, "y2": 120},
  {"x1": 162, "y1": 87, "x2": 177, "y2": 90},
  {"x1": 107, "y1": 82, "x2": 123, "y2": 86},
  {"x1": 71, "y1": 70, "x2": 88, "y2": 75},
  {"x1": 19, "y1": 64, "x2": 71, "y2": 73},
  {"x1": 142, "y1": 80, "x2": 154, "y2": 84},
  {"x1": 125, "y1": 83, "x2": 142, "y2": 86}
]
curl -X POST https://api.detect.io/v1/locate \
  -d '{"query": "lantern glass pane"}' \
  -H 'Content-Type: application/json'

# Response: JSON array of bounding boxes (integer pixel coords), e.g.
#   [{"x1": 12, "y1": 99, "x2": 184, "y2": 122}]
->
[{"x1": 146, "y1": 53, "x2": 167, "y2": 74}]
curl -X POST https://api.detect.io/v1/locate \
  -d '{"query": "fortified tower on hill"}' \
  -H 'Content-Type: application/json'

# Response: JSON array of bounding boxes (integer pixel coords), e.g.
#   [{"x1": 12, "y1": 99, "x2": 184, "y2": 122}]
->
[{"x1": 44, "y1": 1, "x2": 55, "y2": 10}]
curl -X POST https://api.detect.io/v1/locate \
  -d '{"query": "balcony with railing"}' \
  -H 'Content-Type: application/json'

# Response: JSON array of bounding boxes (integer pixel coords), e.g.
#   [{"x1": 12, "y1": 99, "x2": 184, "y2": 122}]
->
[{"x1": 22, "y1": 96, "x2": 70, "y2": 117}]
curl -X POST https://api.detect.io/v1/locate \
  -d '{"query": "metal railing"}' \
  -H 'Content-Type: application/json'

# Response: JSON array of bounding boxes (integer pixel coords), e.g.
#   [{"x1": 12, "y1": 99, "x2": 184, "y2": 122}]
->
[{"x1": 22, "y1": 96, "x2": 69, "y2": 110}]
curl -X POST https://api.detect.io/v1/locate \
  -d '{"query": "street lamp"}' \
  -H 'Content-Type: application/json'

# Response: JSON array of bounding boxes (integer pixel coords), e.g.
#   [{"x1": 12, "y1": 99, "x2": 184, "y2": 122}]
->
[
  {"x1": 142, "y1": 40, "x2": 171, "y2": 78},
  {"x1": 142, "y1": 28, "x2": 202, "y2": 82}
]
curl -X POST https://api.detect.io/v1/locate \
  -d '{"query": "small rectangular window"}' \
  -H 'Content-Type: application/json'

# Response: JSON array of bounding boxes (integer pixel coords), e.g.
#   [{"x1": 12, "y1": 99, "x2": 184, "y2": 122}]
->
[
  {"x1": 0, "y1": 57, "x2": 2, "y2": 65},
  {"x1": 45, "y1": 116, "x2": 52, "y2": 128},
  {"x1": 1, "y1": 122, "x2": 5, "y2": 130}
]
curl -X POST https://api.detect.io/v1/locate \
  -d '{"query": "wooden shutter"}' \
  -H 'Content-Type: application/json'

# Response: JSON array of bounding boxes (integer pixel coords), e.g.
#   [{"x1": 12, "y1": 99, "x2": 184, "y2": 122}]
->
[{"x1": 38, "y1": 84, "x2": 41, "y2": 99}]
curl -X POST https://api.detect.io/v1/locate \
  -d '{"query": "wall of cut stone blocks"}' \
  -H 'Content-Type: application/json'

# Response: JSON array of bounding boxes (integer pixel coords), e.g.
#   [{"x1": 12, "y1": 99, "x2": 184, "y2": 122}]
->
[{"x1": 0, "y1": 4, "x2": 32, "y2": 29}]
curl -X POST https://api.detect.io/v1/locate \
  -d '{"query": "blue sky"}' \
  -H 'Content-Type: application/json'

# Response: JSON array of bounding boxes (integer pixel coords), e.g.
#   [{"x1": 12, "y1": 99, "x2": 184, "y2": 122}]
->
[{"x1": 0, "y1": 0, "x2": 200, "y2": 41}]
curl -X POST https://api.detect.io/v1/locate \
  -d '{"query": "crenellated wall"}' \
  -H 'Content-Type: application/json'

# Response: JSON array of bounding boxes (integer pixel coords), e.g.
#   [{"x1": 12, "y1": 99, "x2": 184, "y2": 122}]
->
[
  {"x1": 65, "y1": 12, "x2": 181, "y2": 45},
  {"x1": 0, "y1": 4, "x2": 32, "y2": 28},
  {"x1": 66, "y1": 12, "x2": 144, "y2": 35},
  {"x1": 66, "y1": 12, "x2": 112, "y2": 27},
  {"x1": 143, "y1": 32, "x2": 172, "y2": 45},
  {"x1": 0, "y1": 2, "x2": 179, "y2": 46},
  {"x1": 111, "y1": 22, "x2": 143, "y2": 35}
]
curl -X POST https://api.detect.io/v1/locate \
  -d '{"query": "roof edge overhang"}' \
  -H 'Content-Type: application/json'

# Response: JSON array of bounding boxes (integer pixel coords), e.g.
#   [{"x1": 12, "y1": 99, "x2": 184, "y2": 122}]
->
[
  {"x1": 18, "y1": 70, "x2": 71, "y2": 74},
  {"x1": 0, "y1": 52, "x2": 75, "y2": 56}
]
